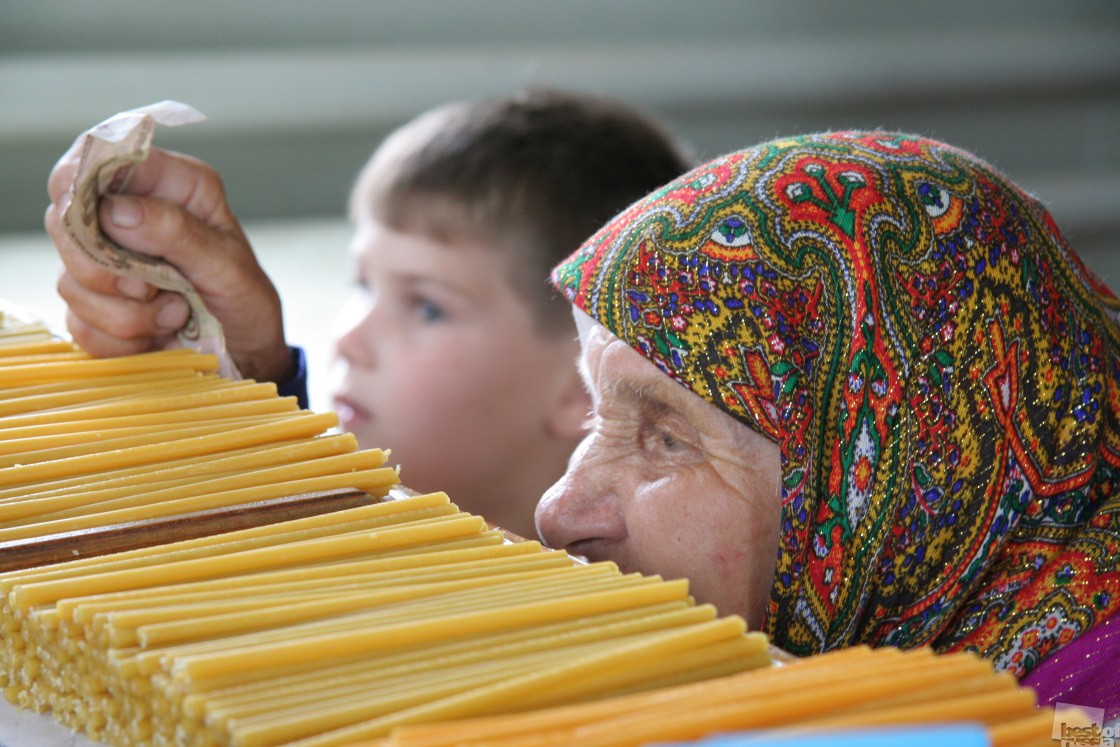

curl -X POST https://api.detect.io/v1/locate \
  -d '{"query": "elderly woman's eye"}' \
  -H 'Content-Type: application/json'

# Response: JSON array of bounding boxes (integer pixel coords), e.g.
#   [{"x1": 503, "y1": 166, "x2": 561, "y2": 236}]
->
[{"x1": 640, "y1": 422, "x2": 689, "y2": 456}]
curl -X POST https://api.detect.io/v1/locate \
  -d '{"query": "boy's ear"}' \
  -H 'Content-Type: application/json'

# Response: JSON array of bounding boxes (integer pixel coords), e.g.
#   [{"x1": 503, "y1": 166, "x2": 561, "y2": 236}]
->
[{"x1": 547, "y1": 367, "x2": 592, "y2": 442}]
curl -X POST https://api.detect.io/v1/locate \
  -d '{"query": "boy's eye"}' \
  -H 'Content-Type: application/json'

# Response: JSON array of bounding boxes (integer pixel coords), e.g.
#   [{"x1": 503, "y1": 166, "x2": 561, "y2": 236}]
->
[{"x1": 416, "y1": 298, "x2": 446, "y2": 322}]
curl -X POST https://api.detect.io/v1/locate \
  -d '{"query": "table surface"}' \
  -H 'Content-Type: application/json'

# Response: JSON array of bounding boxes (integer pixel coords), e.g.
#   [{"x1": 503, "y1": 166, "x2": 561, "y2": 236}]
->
[{"x1": 0, "y1": 699, "x2": 100, "y2": 747}]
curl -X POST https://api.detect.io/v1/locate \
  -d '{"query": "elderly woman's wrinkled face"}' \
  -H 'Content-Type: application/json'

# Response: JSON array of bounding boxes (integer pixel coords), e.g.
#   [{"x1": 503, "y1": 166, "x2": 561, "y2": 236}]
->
[{"x1": 535, "y1": 312, "x2": 783, "y2": 630}]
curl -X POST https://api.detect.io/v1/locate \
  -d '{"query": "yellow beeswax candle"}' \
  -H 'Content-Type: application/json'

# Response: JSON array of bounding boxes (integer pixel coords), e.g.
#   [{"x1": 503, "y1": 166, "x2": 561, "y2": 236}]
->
[
  {"x1": 0, "y1": 411, "x2": 339, "y2": 489},
  {"x1": 0, "y1": 434, "x2": 357, "y2": 504},
  {"x1": 0, "y1": 381, "x2": 281, "y2": 428},
  {"x1": 0, "y1": 348, "x2": 218, "y2": 386}
]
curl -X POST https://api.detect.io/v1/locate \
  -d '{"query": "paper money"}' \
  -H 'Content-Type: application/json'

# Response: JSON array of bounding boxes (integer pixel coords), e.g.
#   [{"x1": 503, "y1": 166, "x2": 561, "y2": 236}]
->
[{"x1": 60, "y1": 100, "x2": 240, "y2": 380}]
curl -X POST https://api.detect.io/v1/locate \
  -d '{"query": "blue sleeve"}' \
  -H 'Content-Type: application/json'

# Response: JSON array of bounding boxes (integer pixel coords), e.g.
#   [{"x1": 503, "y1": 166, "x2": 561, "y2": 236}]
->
[{"x1": 275, "y1": 345, "x2": 310, "y2": 410}]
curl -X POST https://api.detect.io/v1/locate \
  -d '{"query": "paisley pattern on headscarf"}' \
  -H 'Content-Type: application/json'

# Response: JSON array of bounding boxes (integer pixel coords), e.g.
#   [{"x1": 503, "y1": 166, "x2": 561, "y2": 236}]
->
[{"x1": 551, "y1": 131, "x2": 1120, "y2": 677}]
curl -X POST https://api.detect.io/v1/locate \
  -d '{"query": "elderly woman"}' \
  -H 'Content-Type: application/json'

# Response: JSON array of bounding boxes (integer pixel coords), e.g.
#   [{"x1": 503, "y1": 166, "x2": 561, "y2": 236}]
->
[{"x1": 536, "y1": 131, "x2": 1119, "y2": 715}]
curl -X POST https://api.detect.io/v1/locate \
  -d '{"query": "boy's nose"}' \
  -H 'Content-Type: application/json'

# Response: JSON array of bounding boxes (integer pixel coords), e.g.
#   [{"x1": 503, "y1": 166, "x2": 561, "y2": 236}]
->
[{"x1": 534, "y1": 438, "x2": 626, "y2": 553}]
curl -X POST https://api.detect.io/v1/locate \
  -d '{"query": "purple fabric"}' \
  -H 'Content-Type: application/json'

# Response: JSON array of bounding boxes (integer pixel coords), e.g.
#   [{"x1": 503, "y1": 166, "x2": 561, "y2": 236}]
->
[{"x1": 1023, "y1": 611, "x2": 1120, "y2": 720}]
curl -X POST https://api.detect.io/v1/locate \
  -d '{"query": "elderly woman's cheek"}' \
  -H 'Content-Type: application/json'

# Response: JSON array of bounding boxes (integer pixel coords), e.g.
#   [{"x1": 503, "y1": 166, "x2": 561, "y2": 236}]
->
[
  {"x1": 700, "y1": 463, "x2": 781, "y2": 624},
  {"x1": 707, "y1": 543, "x2": 755, "y2": 584},
  {"x1": 705, "y1": 540, "x2": 756, "y2": 610}
]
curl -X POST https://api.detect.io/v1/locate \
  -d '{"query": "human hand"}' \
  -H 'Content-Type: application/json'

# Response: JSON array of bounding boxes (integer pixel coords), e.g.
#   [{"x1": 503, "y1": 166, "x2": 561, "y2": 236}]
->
[{"x1": 45, "y1": 142, "x2": 293, "y2": 383}]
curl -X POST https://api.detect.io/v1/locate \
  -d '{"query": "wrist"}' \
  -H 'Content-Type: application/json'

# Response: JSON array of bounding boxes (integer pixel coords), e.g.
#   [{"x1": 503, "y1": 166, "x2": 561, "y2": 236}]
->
[{"x1": 235, "y1": 340, "x2": 295, "y2": 384}]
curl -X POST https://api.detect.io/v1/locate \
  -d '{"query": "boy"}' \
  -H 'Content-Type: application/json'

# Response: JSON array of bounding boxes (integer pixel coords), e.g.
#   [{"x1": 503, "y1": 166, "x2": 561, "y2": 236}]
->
[{"x1": 45, "y1": 89, "x2": 693, "y2": 538}]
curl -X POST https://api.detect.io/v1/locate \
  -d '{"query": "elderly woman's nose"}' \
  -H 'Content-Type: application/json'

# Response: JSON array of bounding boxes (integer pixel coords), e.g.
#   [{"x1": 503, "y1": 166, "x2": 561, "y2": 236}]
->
[{"x1": 534, "y1": 454, "x2": 624, "y2": 550}]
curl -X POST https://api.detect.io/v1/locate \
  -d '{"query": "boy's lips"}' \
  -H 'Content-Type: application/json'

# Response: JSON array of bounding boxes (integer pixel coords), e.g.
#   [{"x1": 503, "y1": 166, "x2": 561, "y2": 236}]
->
[{"x1": 332, "y1": 395, "x2": 371, "y2": 428}]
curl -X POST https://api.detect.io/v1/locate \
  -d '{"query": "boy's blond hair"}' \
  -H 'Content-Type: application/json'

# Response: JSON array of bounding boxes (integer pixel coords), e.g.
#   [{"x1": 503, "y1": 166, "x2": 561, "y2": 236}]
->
[{"x1": 350, "y1": 88, "x2": 693, "y2": 334}]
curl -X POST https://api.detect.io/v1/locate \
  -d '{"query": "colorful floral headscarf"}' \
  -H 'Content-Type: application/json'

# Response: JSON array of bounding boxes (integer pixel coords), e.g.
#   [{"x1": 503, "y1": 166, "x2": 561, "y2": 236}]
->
[{"x1": 551, "y1": 131, "x2": 1120, "y2": 678}]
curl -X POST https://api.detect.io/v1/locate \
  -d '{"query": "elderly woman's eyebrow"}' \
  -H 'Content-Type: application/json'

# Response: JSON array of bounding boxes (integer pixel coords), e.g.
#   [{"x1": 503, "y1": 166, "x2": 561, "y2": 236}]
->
[
  {"x1": 576, "y1": 355, "x2": 666, "y2": 407},
  {"x1": 604, "y1": 376, "x2": 678, "y2": 416}
]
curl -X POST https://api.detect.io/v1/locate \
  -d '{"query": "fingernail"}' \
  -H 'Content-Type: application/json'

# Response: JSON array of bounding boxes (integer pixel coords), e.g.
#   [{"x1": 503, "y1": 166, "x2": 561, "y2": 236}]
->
[
  {"x1": 105, "y1": 196, "x2": 141, "y2": 227},
  {"x1": 156, "y1": 297, "x2": 190, "y2": 331}
]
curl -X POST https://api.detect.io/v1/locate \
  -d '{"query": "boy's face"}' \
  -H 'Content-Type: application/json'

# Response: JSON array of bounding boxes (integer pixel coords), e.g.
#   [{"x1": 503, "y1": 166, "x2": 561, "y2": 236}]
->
[{"x1": 330, "y1": 219, "x2": 580, "y2": 534}]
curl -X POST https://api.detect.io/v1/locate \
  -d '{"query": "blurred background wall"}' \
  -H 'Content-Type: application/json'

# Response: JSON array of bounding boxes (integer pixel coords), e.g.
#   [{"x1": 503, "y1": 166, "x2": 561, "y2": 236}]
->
[{"x1": 2, "y1": 0, "x2": 1118, "y2": 404}]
